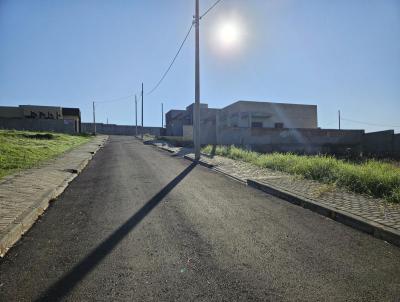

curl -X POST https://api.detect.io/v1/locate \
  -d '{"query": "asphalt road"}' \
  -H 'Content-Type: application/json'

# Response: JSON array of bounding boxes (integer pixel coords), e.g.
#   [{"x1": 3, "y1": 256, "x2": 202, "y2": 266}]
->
[{"x1": 0, "y1": 136, "x2": 399, "y2": 302}]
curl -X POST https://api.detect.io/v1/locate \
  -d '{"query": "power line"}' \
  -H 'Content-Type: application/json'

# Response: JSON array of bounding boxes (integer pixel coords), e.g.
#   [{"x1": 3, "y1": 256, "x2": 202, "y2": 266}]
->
[
  {"x1": 200, "y1": 0, "x2": 224, "y2": 19},
  {"x1": 147, "y1": 22, "x2": 194, "y2": 95},
  {"x1": 341, "y1": 117, "x2": 400, "y2": 128}
]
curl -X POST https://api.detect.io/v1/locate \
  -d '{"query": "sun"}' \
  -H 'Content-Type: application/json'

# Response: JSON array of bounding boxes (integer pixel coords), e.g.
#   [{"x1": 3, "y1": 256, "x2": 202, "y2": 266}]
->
[
  {"x1": 216, "y1": 21, "x2": 242, "y2": 50},
  {"x1": 218, "y1": 22, "x2": 240, "y2": 46}
]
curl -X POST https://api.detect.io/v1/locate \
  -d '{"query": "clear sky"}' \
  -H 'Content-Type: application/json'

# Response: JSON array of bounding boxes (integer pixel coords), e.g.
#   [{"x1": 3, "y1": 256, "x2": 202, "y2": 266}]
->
[{"x1": 0, "y1": 0, "x2": 399, "y2": 132}]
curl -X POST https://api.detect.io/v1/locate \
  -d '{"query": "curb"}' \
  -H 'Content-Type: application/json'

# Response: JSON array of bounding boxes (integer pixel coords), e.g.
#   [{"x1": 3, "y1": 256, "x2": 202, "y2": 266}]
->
[
  {"x1": 147, "y1": 142, "x2": 400, "y2": 247},
  {"x1": 143, "y1": 141, "x2": 175, "y2": 154},
  {"x1": 158, "y1": 146, "x2": 175, "y2": 153},
  {"x1": 247, "y1": 179, "x2": 400, "y2": 247},
  {"x1": 0, "y1": 136, "x2": 108, "y2": 257},
  {"x1": 212, "y1": 167, "x2": 247, "y2": 185}
]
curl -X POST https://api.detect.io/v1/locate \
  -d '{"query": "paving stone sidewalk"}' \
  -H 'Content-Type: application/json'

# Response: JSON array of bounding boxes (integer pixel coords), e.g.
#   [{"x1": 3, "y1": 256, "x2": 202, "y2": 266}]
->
[
  {"x1": 0, "y1": 135, "x2": 107, "y2": 256},
  {"x1": 150, "y1": 142, "x2": 400, "y2": 238}
]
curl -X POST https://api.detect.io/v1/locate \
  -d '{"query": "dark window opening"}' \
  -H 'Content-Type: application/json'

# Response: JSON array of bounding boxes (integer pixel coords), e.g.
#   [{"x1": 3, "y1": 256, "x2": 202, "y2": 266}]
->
[
  {"x1": 275, "y1": 122, "x2": 284, "y2": 129},
  {"x1": 251, "y1": 122, "x2": 263, "y2": 128}
]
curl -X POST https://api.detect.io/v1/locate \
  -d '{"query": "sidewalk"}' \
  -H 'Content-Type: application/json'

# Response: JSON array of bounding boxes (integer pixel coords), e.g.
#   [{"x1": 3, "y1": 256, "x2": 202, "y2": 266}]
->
[
  {"x1": 0, "y1": 135, "x2": 108, "y2": 256},
  {"x1": 150, "y1": 141, "x2": 400, "y2": 246}
]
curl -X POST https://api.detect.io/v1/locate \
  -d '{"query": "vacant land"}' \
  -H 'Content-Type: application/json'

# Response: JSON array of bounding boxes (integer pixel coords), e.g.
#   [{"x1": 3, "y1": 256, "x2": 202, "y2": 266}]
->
[
  {"x1": 0, "y1": 130, "x2": 91, "y2": 179},
  {"x1": 202, "y1": 145, "x2": 400, "y2": 203}
]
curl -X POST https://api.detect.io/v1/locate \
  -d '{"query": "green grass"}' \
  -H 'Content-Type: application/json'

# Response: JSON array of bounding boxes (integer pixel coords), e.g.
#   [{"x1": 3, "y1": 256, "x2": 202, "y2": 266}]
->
[
  {"x1": 0, "y1": 130, "x2": 91, "y2": 179},
  {"x1": 202, "y1": 145, "x2": 400, "y2": 203}
]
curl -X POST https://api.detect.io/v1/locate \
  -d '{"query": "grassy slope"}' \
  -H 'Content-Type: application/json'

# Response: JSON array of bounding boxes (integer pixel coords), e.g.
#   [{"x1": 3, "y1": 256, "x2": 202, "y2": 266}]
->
[
  {"x1": 202, "y1": 145, "x2": 400, "y2": 203},
  {"x1": 0, "y1": 130, "x2": 91, "y2": 179}
]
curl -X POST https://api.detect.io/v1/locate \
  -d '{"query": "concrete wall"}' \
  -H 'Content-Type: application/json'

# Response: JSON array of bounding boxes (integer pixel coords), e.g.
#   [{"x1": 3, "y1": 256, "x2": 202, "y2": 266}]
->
[
  {"x1": 394, "y1": 134, "x2": 400, "y2": 156},
  {"x1": 183, "y1": 124, "x2": 217, "y2": 145},
  {"x1": 0, "y1": 106, "x2": 22, "y2": 118},
  {"x1": 166, "y1": 120, "x2": 184, "y2": 136},
  {"x1": 0, "y1": 118, "x2": 75, "y2": 134},
  {"x1": 362, "y1": 130, "x2": 399, "y2": 158},
  {"x1": 81, "y1": 123, "x2": 164, "y2": 136},
  {"x1": 182, "y1": 125, "x2": 193, "y2": 139},
  {"x1": 215, "y1": 127, "x2": 364, "y2": 155}
]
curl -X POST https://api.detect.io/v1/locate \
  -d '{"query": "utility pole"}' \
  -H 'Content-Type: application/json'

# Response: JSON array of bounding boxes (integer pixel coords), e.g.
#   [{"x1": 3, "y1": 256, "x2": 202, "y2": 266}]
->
[
  {"x1": 161, "y1": 103, "x2": 164, "y2": 128},
  {"x1": 135, "y1": 94, "x2": 138, "y2": 136},
  {"x1": 92, "y1": 101, "x2": 96, "y2": 135},
  {"x1": 338, "y1": 110, "x2": 341, "y2": 130},
  {"x1": 194, "y1": 0, "x2": 201, "y2": 161},
  {"x1": 141, "y1": 82, "x2": 144, "y2": 140}
]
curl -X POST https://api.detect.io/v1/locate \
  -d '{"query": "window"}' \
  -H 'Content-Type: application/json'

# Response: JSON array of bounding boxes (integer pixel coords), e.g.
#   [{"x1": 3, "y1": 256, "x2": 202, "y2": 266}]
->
[
  {"x1": 251, "y1": 122, "x2": 263, "y2": 128},
  {"x1": 275, "y1": 122, "x2": 284, "y2": 129}
]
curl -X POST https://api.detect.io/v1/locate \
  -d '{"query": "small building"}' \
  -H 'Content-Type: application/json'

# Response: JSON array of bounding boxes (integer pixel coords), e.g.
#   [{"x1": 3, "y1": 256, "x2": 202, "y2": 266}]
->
[
  {"x1": 165, "y1": 103, "x2": 219, "y2": 136},
  {"x1": 218, "y1": 100, "x2": 318, "y2": 129},
  {"x1": 62, "y1": 107, "x2": 81, "y2": 133},
  {"x1": 0, "y1": 105, "x2": 81, "y2": 133},
  {"x1": 166, "y1": 100, "x2": 318, "y2": 136}
]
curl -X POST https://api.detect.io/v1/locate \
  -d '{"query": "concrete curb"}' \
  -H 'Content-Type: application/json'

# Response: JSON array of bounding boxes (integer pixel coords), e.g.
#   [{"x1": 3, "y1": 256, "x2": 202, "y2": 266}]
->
[
  {"x1": 0, "y1": 136, "x2": 108, "y2": 257},
  {"x1": 147, "y1": 141, "x2": 400, "y2": 247},
  {"x1": 212, "y1": 167, "x2": 247, "y2": 185},
  {"x1": 247, "y1": 179, "x2": 400, "y2": 247}
]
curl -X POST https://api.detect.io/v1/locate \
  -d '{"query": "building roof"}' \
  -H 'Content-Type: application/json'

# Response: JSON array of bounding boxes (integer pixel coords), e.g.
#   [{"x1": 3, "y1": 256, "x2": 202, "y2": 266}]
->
[
  {"x1": 62, "y1": 107, "x2": 81, "y2": 117},
  {"x1": 223, "y1": 100, "x2": 317, "y2": 110}
]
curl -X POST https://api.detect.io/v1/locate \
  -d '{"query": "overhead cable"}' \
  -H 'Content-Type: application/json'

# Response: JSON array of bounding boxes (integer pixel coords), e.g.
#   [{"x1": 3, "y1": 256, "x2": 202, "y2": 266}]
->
[
  {"x1": 147, "y1": 22, "x2": 194, "y2": 95},
  {"x1": 341, "y1": 117, "x2": 400, "y2": 128},
  {"x1": 200, "y1": 0, "x2": 224, "y2": 19}
]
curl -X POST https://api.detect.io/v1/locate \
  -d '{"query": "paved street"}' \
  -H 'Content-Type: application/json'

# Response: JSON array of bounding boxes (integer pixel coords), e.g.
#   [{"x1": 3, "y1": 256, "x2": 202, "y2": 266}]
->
[{"x1": 0, "y1": 136, "x2": 399, "y2": 301}]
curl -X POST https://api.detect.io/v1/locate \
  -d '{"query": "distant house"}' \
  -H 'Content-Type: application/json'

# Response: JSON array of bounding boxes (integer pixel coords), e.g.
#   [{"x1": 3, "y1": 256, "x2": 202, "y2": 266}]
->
[
  {"x1": 0, "y1": 105, "x2": 81, "y2": 133},
  {"x1": 219, "y1": 101, "x2": 318, "y2": 129},
  {"x1": 166, "y1": 103, "x2": 219, "y2": 136},
  {"x1": 165, "y1": 100, "x2": 318, "y2": 137}
]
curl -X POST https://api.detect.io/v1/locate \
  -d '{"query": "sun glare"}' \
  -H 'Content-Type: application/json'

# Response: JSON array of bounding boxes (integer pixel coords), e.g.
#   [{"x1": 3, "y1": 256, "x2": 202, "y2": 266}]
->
[
  {"x1": 218, "y1": 22, "x2": 241, "y2": 47},
  {"x1": 213, "y1": 18, "x2": 244, "y2": 53}
]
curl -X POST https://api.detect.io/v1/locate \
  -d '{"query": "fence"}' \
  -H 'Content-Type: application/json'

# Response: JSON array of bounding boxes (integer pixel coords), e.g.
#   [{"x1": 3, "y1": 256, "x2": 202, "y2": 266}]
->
[
  {"x1": 81, "y1": 123, "x2": 164, "y2": 136},
  {"x1": 0, "y1": 118, "x2": 76, "y2": 134},
  {"x1": 362, "y1": 130, "x2": 400, "y2": 158},
  {"x1": 215, "y1": 127, "x2": 365, "y2": 155}
]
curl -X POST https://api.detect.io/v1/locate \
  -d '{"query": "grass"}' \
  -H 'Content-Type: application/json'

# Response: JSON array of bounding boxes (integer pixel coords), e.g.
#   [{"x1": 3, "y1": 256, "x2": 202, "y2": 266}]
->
[
  {"x1": 0, "y1": 130, "x2": 91, "y2": 179},
  {"x1": 202, "y1": 145, "x2": 400, "y2": 203}
]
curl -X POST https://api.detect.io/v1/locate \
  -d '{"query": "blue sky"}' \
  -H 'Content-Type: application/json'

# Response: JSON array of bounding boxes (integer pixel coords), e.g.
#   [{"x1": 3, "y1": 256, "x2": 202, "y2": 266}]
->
[{"x1": 0, "y1": 0, "x2": 399, "y2": 132}]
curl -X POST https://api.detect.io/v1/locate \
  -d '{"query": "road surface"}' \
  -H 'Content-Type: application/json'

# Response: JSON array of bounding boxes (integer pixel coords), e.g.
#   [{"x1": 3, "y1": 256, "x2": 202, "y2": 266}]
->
[{"x1": 0, "y1": 136, "x2": 399, "y2": 301}]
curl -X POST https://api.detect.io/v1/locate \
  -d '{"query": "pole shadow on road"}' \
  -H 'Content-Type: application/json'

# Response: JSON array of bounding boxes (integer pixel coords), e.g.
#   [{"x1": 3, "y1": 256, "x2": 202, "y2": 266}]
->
[{"x1": 34, "y1": 162, "x2": 197, "y2": 302}]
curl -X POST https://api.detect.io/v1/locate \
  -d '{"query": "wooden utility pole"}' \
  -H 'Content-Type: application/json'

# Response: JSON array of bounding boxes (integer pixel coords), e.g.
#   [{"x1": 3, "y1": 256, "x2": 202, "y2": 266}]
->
[
  {"x1": 194, "y1": 0, "x2": 201, "y2": 160},
  {"x1": 338, "y1": 110, "x2": 341, "y2": 130},
  {"x1": 135, "y1": 94, "x2": 138, "y2": 136},
  {"x1": 141, "y1": 83, "x2": 144, "y2": 139},
  {"x1": 92, "y1": 101, "x2": 96, "y2": 135},
  {"x1": 161, "y1": 103, "x2": 164, "y2": 128}
]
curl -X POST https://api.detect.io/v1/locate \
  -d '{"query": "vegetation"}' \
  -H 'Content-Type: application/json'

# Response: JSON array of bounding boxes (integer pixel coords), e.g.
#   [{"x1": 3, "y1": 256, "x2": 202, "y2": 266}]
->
[
  {"x1": 202, "y1": 145, "x2": 400, "y2": 203},
  {"x1": 0, "y1": 130, "x2": 91, "y2": 179}
]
